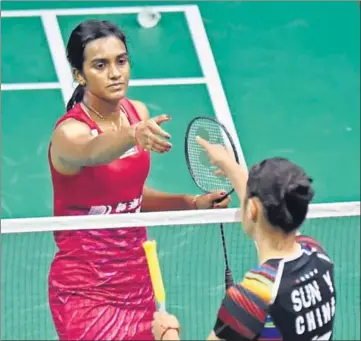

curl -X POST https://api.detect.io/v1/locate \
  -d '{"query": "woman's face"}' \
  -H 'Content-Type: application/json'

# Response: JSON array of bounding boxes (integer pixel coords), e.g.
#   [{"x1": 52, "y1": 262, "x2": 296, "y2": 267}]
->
[{"x1": 80, "y1": 36, "x2": 130, "y2": 102}]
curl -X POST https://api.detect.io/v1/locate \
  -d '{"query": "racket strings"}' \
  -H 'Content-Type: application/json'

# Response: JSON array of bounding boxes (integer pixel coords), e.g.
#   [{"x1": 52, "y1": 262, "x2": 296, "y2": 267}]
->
[
  {"x1": 187, "y1": 119, "x2": 234, "y2": 193},
  {"x1": 185, "y1": 116, "x2": 237, "y2": 291}
]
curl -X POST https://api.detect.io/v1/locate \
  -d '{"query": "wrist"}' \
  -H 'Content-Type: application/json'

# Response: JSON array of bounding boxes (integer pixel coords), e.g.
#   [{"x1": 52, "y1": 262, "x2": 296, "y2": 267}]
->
[
  {"x1": 191, "y1": 194, "x2": 201, "y2": 209},
  {"x1": 161, "y1": 327, "x2": 180, "y2": 341},
  {"x1": 184, "y1": 194, "x2": 200, "y2": 210},
  {"x1": 129, "y1": 123, "x2": 140, "y2": 145},
  {"x1": 221, "y1": 159, "x2": 239, "y2": 175}
]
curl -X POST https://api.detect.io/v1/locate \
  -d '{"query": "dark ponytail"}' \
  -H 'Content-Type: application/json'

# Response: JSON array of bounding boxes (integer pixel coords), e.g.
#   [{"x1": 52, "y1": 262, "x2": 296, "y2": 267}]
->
[
  {"x1": 278, "y1": 177, "x2": 314, "y2": 232},
  {"x1": 66, "y1": 84, "x2": 85, "y2": 111}
]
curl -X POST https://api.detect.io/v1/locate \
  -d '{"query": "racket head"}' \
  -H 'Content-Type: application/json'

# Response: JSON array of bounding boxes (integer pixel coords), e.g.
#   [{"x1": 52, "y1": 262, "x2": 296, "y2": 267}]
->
[{"x1": 185, "y1": 116, "x2": 240, "y2": 197}]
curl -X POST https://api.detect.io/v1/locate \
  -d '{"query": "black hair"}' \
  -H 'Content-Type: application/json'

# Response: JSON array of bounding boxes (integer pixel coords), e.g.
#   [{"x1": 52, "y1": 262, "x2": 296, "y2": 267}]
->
[
  {"x1": 66, "y1": 20, "x2": 128, "y2": 111},
  {"x1": 247, "y1": 157, "x2": 314, "y2": 233}
]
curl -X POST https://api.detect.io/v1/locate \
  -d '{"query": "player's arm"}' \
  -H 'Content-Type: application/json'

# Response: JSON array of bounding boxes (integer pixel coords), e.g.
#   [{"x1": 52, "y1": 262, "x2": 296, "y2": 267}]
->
[
  {"x1": 212, "y1": 272, "x2": 272, "y2": 341},
  {"x1": 130, "y1": 100, "x2": 193, "y2": 211},
  {"x1": 141, "y1": 185, "x2": 195, "y2": 211},
  {"x1": 132, "y1": 100, "x2": 230, "y2": 211},
  {"x1": 153, "y1": 271, "x2": 270, "y2": 341},
  {"x1": 196, "y1": 137, "x2": 248, "y2": 202},
  {"x1": 50, "y1": 118, "x2": 135, "y2": 173}
]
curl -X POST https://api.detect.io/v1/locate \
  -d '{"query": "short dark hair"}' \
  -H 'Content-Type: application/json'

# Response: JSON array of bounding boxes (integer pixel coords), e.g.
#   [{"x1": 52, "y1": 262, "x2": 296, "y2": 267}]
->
[
  {"x1": 65, "y1": 20, "x2": 128, "y2": 111},
  {"x1": 247, "y1": 157, "x2": 314, "y2": 233}
]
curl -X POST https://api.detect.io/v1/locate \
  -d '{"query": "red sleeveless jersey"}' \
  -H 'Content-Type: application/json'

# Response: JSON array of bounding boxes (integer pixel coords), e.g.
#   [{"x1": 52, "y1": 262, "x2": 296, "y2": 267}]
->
[{"x1": 48, "y1": 99, "x2": 153, "y2": 304}]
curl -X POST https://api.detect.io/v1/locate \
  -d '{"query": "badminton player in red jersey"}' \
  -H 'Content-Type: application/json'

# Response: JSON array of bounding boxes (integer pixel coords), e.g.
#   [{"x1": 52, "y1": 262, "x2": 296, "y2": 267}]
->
[{"x1": 48, "y1": 20, "x2": 230, "y2": 341}]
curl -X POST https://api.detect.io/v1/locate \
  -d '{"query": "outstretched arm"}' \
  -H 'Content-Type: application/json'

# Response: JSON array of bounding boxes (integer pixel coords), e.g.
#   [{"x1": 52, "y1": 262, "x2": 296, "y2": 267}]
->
[
  {"x1": 131, "y1": 102, "x2": 231, "y2": 212},
  {"x1": 141, "y1": 185, "x2": 230, "y2": 211},
  {"x1": 196, "y1": 136, "x2": 249, "y2": 202},
  {"x1": 141, "y1": 185, "x2": 195, "y2": 211}
]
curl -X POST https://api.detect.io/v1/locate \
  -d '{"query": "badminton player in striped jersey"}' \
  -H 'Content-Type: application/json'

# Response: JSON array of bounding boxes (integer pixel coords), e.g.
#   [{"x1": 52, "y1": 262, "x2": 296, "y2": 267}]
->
[{"x1": 152, "y1": 137, "x2": 336, "y2": 341}]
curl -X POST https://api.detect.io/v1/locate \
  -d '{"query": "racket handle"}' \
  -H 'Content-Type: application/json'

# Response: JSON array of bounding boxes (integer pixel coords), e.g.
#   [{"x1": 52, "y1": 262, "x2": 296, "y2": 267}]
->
[
  {"x1": 158, "y1": 302, "x2": 166, "y2": 312},
  {"x1": 214, "y1": 193, "x2": 229, "y2": 204},
  {"x1": 225, "y1": 269, "x2": 234, "y2": 289}
]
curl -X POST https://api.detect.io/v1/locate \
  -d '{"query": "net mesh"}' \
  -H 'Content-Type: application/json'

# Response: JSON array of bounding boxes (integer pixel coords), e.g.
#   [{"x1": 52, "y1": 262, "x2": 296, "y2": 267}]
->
[{"x1": 1, "y1": 202, "x2": 360, "y2": 340}]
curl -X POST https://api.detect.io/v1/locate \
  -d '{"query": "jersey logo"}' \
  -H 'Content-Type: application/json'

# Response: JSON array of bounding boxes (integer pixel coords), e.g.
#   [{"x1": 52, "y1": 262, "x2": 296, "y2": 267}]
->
[
  {"x1": 88, "y1": 196, "x2": 142, "y2": 215},
  {"x1": 91, "y1": 129, "x2": 99, "y2": 136},
  {"x1": 88, "y1": 205, "x2": 112, "y2": 215}
]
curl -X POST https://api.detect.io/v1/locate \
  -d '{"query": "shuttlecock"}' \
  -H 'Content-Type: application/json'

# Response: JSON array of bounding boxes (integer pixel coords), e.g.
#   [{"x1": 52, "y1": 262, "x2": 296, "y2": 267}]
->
[{"x1": 137, "y1": 8, "x2": 161, "y2": 28}]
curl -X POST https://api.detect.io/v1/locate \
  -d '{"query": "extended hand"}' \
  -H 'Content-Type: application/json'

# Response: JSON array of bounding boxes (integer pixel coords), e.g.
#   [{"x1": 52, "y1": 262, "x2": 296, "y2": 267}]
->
[
  {"x1": 195, "y1": 191, "x2": 231, "y2": 209},
  {"x1": 127, "y1": 114, "x2": 173, "y2": 153},
  {"x1": 196, "y1": 136, "x2": 235, "y2": 171},
  {"x1": 152, "y1": 311, "x2": 180, "y2": 341}
]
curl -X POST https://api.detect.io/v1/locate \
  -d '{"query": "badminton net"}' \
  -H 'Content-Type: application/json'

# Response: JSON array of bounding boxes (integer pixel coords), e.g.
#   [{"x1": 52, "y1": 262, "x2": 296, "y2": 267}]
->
[{"x1": 1, "y1": 201, "x2": 360, "y2": 340}]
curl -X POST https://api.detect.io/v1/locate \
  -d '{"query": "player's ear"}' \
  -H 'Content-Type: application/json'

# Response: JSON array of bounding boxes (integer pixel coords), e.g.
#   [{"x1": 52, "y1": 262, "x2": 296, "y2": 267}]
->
[
  {"x1": 247, "y1": 197, "x2": 260, "y2": 223},
  {"x1": 73, "y1": 68, "x2": 86, "y2": 86}
]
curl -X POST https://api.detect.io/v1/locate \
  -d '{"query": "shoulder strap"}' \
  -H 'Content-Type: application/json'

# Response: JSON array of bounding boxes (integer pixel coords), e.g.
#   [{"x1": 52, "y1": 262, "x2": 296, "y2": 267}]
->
[
  {"x1": 121, "y1": 98, "x2": 143, "y2": 125},
  {"x1": 54, "y1": 103, "x2": 98, "y2": 131}
]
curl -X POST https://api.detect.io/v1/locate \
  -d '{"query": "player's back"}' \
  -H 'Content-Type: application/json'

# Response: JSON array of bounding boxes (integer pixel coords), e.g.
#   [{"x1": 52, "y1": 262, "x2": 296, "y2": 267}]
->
[
  {"x1": 213, "y1": 235, "x2": 336, "y2": 341},
  {"x1": 268, "y1": 236, "x2": 336, "y2": 340}
]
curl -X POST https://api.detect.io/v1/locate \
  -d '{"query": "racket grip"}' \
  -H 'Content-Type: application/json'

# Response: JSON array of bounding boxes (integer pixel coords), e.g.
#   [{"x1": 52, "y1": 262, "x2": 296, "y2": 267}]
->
[
  {"x1": 214, "y1": 193, "x2": 228, "y2": 204},
  {"x1": 225, "y1": 269, "x2": 234, "y2": 289}
]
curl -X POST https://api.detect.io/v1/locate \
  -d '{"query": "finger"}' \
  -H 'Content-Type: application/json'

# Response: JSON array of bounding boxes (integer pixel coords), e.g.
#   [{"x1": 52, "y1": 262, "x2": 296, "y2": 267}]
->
[
  {"x1": 151, "y1": 140, "x2": 172, "y2": 153},
  {"x1": 214, "y1": 169, "x2": 226, "y2": 177},
  {"x1": 150, "y1": 144, "x2": 170, "y2": 154},
  {"x1": 207, "y1": 190, "x2": 227, "y2": 202},
  {"x1": 214, "y1": 196, "x2": 231, "y2": 208},
  {"x1": 196, "y1": 136, "x2": 211, "y2": 150},
  {"x1": 149, "y1": 121, "x2": 171, "y2": 139},
  {"x1": 137, "y1": 128, "x2": 170, "y2": 150},
  {"x1": 153, "y1": 114, "x2": 171, "y2": 126},
  {"x1": 151, "y1": 135, "x2": 172, "y2": 149}
]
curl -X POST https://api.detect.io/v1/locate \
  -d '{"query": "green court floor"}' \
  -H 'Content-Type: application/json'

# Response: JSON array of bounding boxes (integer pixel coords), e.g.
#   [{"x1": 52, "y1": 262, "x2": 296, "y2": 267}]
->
[{"x1": 1, "y1": 1, "x2": 360, "y2": 340}]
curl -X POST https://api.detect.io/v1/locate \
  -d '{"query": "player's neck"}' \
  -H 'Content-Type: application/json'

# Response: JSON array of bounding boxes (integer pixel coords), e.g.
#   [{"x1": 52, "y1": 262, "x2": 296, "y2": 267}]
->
[
  {"x1": 255, "y1": 233, "x2": 301, "y2": 264},
  {"x1": 83, "y1": 92, "x2": 121, "y2": 118}
]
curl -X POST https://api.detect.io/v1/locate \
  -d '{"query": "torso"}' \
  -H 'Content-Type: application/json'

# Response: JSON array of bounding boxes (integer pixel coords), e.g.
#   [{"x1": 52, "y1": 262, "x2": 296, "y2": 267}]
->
[{"x1": 48, "y1": 98, "x2": 152, "y2": 295}]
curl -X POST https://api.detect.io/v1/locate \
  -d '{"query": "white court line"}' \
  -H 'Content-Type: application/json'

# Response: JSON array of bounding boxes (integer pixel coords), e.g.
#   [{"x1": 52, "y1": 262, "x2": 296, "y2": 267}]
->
[
  {"x1": 1, "y1": 5, "x2": 191, "y2": 18},
  {"x1": 131, "y1": 77, "x2": 206, "y2": 86},
  {"x1": 184, "y1": 6, "x2": 247, "y2": 169},
  {"x1": 41, "y1": 13, "x2": 73, "y2": 104},
  {"x1": 1, "y1": 83, "x2": 60, "y2": 91},
  {"x1": 1, "y1": 78, "x2": 206, "y2": 91}
]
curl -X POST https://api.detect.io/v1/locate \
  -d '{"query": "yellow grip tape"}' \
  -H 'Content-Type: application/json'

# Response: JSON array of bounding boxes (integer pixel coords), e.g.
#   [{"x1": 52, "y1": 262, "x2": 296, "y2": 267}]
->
[{"x1": 142, "y1": 240, "x2": 166, "y2": 307}]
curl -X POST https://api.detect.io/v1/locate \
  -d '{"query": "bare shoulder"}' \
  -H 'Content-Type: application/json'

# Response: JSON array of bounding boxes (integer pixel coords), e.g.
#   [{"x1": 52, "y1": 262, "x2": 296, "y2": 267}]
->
[
  {"x1": 51, "y1": 118, "x2": 92, "y2": 157},
  {"x1": 52, "y1": 118, "x2": 91, "y2": 143},
  {"x1": 129, "y1": 99, "x2": 150, "y2": 120},
  {"x1": 50, "y1": 118, "x2": 94, "y2": 175}
]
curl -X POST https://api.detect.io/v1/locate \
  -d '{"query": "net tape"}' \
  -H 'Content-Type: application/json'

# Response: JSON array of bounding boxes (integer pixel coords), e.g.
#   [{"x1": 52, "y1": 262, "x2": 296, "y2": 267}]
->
[{"x1": 2, "y1": 201, "x2": 359, "y2": 234}]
